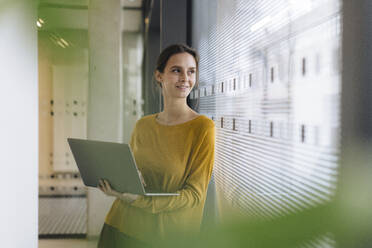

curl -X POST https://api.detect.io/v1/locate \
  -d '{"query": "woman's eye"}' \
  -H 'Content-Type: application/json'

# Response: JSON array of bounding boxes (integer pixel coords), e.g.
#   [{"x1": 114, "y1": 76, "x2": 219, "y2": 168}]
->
[{"x1": 171, "y1": 69, "x2": 195, "y2": 74}]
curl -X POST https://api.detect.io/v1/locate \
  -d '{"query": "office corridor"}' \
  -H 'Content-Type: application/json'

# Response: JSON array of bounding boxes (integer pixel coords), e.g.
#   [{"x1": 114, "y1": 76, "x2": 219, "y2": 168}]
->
[{"x1": 1, "y1": 0, "x2": 372, "y2": 247}]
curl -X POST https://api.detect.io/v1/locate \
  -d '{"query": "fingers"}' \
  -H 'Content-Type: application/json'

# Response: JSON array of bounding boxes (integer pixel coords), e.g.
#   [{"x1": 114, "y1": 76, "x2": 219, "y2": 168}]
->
[
  {"x1": 98, "y1": 179, "x2": 121, "y2": 198},
  {"x1": 98, "y1": 179, "x2": 105, "y2": 192},
  {"x1": 103, "y1": 179, "x2": 112, "y2": 190},
  {"x1": 98, "y1": 179, "x2": 111, "y2": 193}
]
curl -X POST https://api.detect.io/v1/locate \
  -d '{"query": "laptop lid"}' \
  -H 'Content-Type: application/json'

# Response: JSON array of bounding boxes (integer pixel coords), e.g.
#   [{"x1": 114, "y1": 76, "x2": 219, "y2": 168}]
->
[
  {"x1": 67, "y1": 138, "x2": 146, "y2": 195},
  {"x1": 67, "y1": 138, "x2": 179, "y2": 196}
]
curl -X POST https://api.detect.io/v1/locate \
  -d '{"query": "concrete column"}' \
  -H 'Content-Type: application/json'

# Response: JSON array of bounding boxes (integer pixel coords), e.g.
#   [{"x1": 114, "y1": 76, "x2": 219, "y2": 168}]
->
[
  {"x1": 0, "y1": 0, "x2": 38, "y2": 247},
  {"x1": 87, "y1": 0, "x2": 123, "y2": 237}
]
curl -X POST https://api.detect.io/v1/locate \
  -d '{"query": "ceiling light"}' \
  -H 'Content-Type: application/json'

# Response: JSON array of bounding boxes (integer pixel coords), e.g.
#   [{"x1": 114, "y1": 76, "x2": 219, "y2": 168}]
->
[
  {"x1": 48, "y1": 33, "x2": 71, "y2": 49},
  {"x1": 57, "y1": 40, "x2": 66, "y2": 48},
  {"x1": 37, "y1": 18, "x2": 45, "y2": 28},
  {"x1": 60, "y1": 38, "x2": 69, "y2": 47}
]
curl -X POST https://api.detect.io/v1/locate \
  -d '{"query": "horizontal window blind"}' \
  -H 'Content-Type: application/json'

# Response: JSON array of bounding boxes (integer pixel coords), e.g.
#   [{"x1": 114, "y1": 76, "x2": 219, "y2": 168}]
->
[{"x1": 192, "y1": 0, "x2": 341, "y2": 241}]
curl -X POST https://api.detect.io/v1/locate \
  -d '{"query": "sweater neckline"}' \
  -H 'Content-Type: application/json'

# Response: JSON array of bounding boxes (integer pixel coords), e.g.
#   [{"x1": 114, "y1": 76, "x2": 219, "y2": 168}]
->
[{"x1": 153, "y1": 113, "x2": 203, "y2": 127}]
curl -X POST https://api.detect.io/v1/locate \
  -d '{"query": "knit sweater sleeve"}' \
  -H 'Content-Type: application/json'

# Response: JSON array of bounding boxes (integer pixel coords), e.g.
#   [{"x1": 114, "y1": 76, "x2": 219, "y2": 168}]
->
[{"x1": 130, "y1": 124, "x2": 215, "y2": 214}]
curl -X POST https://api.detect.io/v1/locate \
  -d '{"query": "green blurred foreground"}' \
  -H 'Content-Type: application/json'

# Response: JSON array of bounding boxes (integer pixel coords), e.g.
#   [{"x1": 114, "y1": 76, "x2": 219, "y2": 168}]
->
[
  {"x1": 149, "y1": 201, "x2": 371, "y2": 248},
  {"x1": 150, "y1": 157, "x2": 372, "y2": 248}
]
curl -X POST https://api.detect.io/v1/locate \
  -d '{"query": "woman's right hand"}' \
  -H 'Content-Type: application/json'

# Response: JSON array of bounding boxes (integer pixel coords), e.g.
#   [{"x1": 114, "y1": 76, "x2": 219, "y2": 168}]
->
[
  {"x1": 98, "y1": 179, "x2": 123, "y2": 198},
  {"x1": 98, "y1": 179, "x2": 139, "y2": 203}
]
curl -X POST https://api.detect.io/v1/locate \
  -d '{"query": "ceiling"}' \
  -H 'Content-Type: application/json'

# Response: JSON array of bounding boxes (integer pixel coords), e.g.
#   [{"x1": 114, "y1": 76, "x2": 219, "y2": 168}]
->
[
  {"x1": 38, "y1": 0, "x2": 143, "y2": 32},
  {"x1": 39, "y1": 0, "x2": 142, "y2": 8}
]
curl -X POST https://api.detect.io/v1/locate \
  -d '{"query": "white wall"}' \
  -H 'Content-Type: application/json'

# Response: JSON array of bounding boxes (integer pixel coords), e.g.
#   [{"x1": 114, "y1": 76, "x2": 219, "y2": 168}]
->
[{"x1": 0, "y1": 0, "x2": 38, "y2": 247}]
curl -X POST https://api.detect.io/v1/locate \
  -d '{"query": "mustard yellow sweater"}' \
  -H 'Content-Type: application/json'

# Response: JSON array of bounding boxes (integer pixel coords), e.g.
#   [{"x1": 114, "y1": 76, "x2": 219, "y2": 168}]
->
[{"x1": 104, "y1": 113, "x2": 215, "y2": 241}]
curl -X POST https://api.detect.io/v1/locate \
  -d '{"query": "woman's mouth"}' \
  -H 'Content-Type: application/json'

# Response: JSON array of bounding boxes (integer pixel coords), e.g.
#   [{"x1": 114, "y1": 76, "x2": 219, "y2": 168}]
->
[{"x1": 176, "y1": 86, "x2": 189, "y2": 91}]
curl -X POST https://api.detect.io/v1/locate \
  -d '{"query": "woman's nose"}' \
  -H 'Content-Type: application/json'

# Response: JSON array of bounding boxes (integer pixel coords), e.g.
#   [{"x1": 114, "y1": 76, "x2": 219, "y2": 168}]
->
[{"x1": 180, "y1": 71, "x2": 188, "y2": 81}]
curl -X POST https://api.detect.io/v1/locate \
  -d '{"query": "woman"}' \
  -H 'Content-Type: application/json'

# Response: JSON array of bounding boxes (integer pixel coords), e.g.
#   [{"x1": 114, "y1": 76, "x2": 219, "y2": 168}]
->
[{"x1": 97, "y1": 44, "x2": 215, "y2": 247}]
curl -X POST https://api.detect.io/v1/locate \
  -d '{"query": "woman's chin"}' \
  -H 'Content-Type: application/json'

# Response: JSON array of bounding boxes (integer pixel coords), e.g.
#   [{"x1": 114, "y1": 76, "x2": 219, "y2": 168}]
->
[
  {"x1": 164, "y1": 90, "x2": 191, "y2": 99},
  {"x1": 173, "y1": 93, "x2": 190, "y2": 99},
  {"x1": 174, "y1": 91, "x2": 190, "y2": 97}
]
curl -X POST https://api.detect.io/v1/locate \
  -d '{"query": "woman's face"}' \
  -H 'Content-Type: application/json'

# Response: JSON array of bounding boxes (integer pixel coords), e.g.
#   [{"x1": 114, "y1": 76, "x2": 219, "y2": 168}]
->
[{"x1": 156, "y1": 52, "x2": 197, "y2": 99}]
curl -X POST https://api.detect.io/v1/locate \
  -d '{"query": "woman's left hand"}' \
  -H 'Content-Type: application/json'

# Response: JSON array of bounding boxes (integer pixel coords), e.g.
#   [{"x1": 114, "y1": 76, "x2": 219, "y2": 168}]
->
[{"x1": 98, "y1": 179, "x2": 139, "y2": 203}]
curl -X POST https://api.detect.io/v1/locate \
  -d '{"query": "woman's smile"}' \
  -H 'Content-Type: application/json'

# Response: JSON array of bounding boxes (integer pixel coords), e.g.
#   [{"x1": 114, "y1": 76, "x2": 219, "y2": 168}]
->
[{"x1": 176, "y1": 85, "x2": 189, "y2": 91}]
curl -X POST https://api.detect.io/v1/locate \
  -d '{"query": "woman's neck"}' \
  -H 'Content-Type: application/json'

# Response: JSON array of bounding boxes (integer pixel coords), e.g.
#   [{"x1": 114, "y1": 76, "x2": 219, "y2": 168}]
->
[{"x1": 158, "y1": 97, "x2": 195, "y2": 122}]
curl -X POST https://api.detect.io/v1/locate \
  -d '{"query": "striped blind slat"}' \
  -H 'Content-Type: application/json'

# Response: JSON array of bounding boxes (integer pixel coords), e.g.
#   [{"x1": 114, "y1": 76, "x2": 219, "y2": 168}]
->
[{"x1": 192, "y1": 0, "x2": 341, "y2": 236}]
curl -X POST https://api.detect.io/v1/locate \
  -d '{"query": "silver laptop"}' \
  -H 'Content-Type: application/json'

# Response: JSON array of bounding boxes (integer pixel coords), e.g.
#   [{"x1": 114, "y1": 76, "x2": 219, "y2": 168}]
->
[{"x1": 67, "y1": 138, "x2": 179, "y2": 196}]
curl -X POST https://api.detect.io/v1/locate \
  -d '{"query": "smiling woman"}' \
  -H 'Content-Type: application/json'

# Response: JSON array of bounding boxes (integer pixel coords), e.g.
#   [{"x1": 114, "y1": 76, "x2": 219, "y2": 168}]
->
[
  {"x1": 155, "y1": 44, "x2": 200, "y2": 113},
  {"x1": 155, "y1": 52, "x2": 197, "y2": 98},
  {"x1": 154, "y1": 48, "x2": 200, "y2": 125},
  {"x1": 97, "y1": 44, "x2": 216, "y2": 248}
]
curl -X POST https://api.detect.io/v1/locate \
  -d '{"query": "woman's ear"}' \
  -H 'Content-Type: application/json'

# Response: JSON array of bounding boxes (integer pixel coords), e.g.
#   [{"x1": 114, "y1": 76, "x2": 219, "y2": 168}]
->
[{"x1": 155, "y1": 70, "x2": 162, "y2": 83}]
